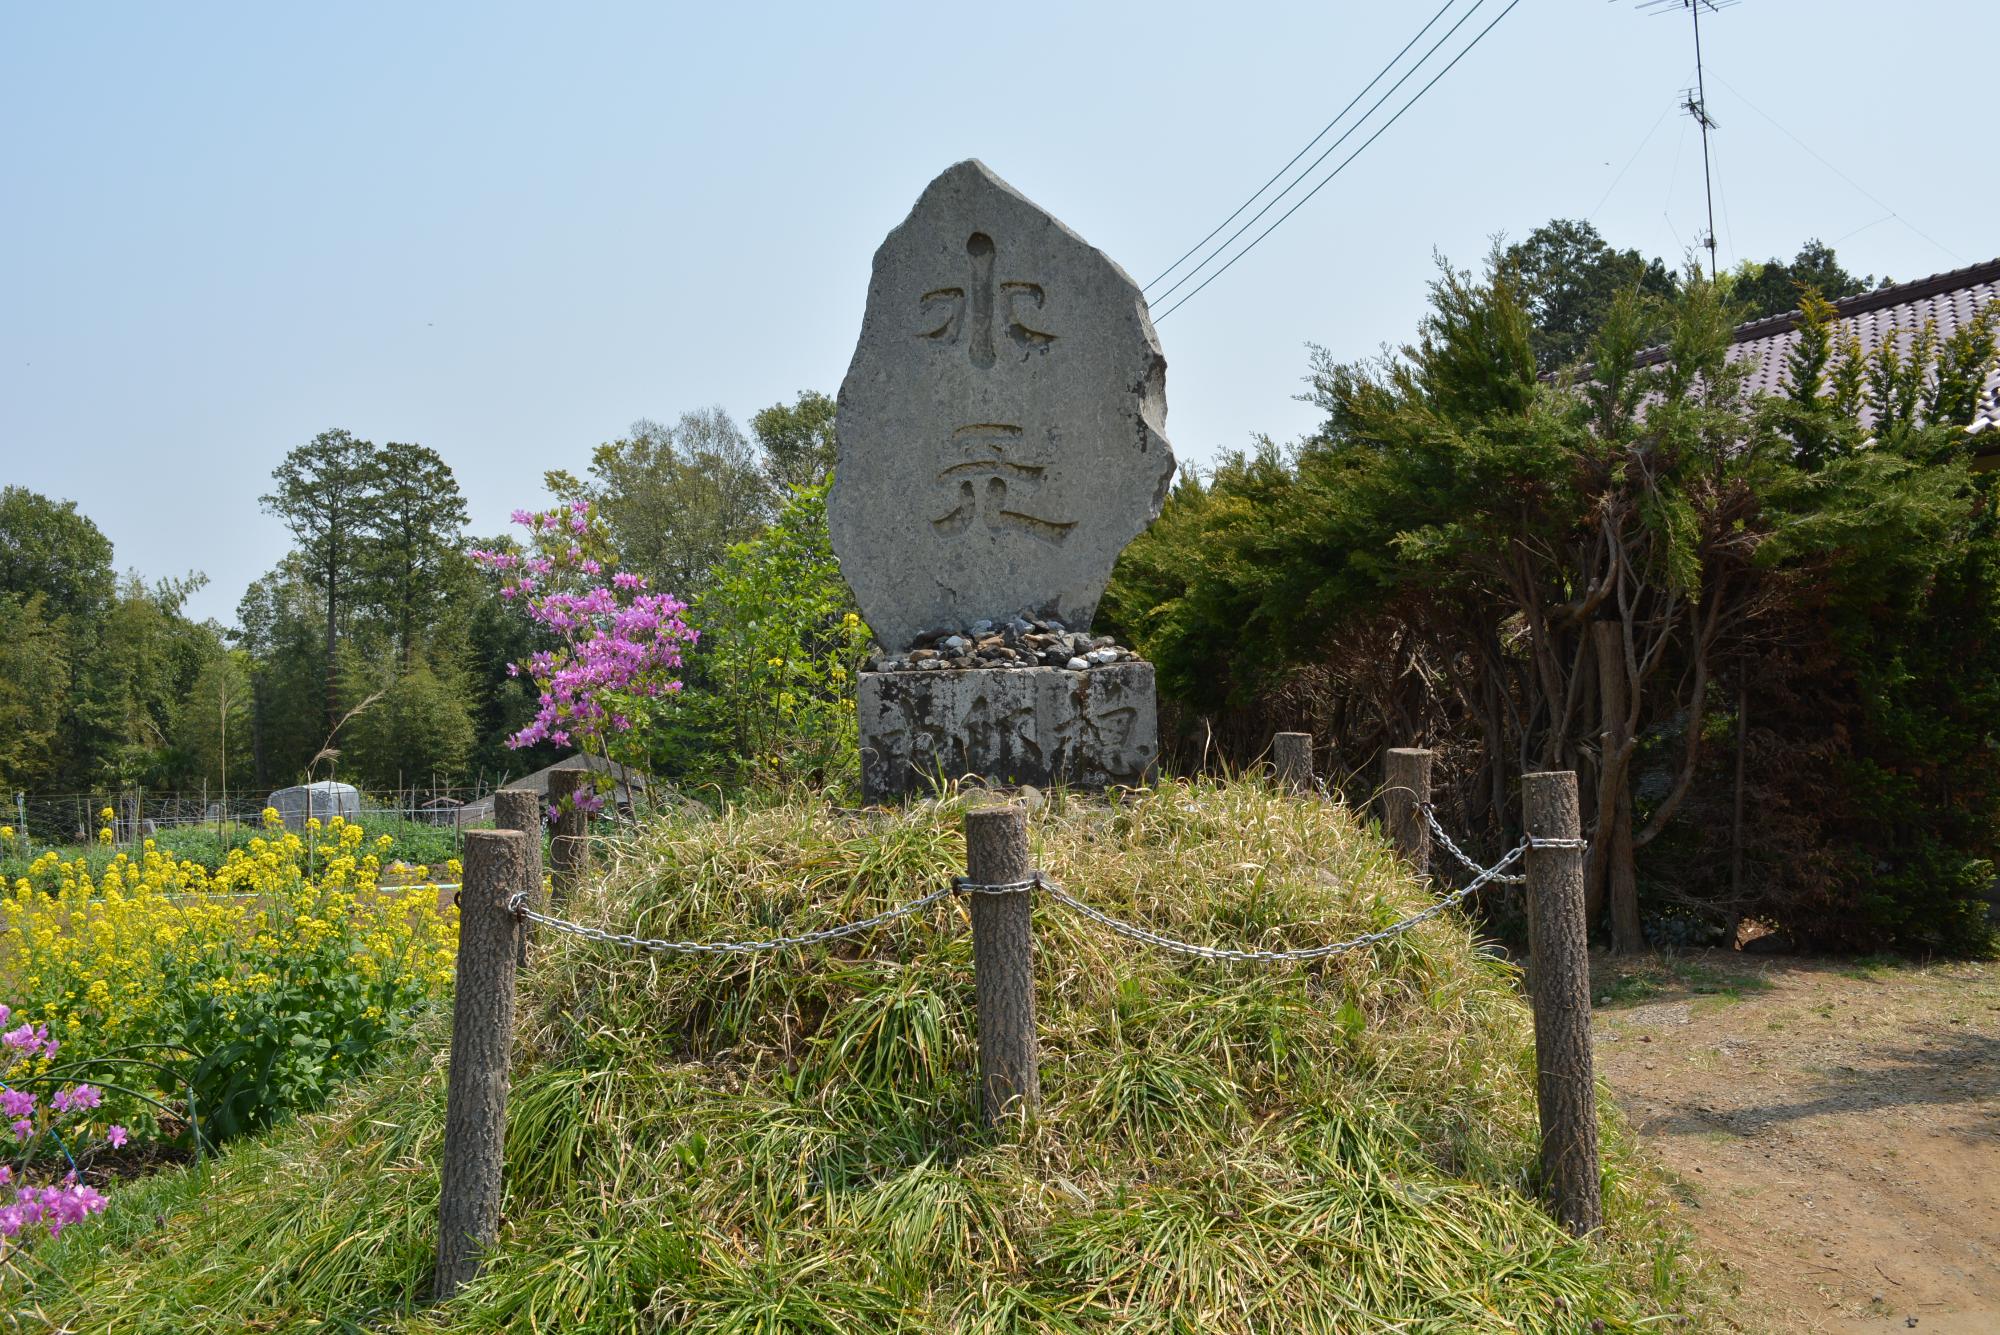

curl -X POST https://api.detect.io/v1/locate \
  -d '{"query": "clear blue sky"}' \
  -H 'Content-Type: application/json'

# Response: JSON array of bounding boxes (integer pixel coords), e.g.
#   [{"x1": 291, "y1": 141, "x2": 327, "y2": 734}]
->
[{"x1": 4, "y1": 2, "x2": 1991, "y2": 626}]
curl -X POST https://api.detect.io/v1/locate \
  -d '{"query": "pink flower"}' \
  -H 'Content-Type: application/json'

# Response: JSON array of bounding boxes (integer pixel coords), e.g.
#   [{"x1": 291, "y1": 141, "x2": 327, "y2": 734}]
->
[
  {"x1": 11, "y1": 1119, "x2": 32, "y2": 1142},
  {"x1": 106, "y1": 1125, "x2": 128, "y2": 1149},
  {"x1": 50, "y1": 1085, "x2": 99, "y2": 1114}
]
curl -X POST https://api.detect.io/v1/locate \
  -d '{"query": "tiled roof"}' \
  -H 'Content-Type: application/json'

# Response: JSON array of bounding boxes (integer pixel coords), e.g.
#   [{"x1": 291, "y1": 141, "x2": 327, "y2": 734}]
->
[{"x1": 1641, "y1": 257, "x2": 2000, "y2": 436}]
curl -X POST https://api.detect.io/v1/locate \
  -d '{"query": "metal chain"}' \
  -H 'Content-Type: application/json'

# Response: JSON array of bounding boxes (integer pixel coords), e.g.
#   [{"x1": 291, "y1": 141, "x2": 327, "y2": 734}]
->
[
  {"x1": 505, "y1": 878, "x2": 1024, "y2": 956},
  {"x1": 1420, "y1": 803, "x2": 1527, "y2": 884},
  {"x1": 504, "y1": 832, "x2": 1554, "y2": 964},
  {"x1": 1035, "y1": 843, "x2": 1526, "y2": 963}
]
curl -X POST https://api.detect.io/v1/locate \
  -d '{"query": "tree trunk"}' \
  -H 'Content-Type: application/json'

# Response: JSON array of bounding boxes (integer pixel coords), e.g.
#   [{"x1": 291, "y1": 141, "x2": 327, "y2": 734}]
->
[
  {"x1": 1591, "y1": 623, "x2": 1644, "y2": 952},
  {"x1": 324, "y1": 555, "x2": 340, "y2": 737},
  {"x1": 1729, "y1": 674, "x2": 1748, "y2": 902}
]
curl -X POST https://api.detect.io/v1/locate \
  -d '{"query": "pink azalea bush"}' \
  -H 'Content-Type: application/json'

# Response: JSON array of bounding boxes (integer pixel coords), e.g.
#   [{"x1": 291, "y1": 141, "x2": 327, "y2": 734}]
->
[
  {"x1": 0, "y1": 1003, "x2": 118, "y2": 1264},
  {"x1": 470, "y1": 500, "x2": 696, "y2": 815}
]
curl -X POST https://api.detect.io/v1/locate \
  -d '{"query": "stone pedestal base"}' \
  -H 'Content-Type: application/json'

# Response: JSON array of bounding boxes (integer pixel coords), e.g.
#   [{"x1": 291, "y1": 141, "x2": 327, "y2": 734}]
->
[{"x1": 858, "y1": 663, "x2": 1159, "y2": 800}]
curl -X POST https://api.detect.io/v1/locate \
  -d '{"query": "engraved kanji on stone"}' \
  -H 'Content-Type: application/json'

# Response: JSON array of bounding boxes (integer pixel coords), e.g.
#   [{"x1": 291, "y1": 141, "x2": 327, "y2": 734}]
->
[{"x1": 829, "y1": 159, "x2": 1173, "y2": 652}]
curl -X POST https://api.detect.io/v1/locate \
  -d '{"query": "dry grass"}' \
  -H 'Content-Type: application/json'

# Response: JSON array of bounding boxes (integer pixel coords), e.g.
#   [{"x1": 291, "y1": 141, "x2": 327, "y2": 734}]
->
[{"x1": 27, "y1": 778, "x2": 1717, "y2": 1333}]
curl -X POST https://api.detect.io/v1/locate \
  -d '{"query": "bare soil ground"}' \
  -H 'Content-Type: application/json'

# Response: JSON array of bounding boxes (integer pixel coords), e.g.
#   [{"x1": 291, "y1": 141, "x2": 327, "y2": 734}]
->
[{"x1": 1591, "y1": 950, "x2": 1999, "y2": 1334}]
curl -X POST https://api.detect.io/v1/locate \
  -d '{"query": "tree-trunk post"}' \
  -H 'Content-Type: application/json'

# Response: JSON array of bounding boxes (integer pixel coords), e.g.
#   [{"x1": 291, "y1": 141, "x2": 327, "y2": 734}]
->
[
  {"x1": 432, "y1": 828, "x2": 528, "y2": 1302},
  {"x1": 1523, "y1": 769, "x2": 1603, "y2": 1237},
  {"x1": 1272, "y1": 731, "x2": 1315, "y2": 794},
  {"x1": 1382, "y1": 748, "x2": 1434, "y2": 877},
  {"x1": 963, "y1": 804, "x2": 1040, "y2": 1132},
  {"x1": 546, "y1": 769, "x2": 591, "y2": 905},
  {"x1": 494, "y1": 790, "x2": 546, "y2": 966}
]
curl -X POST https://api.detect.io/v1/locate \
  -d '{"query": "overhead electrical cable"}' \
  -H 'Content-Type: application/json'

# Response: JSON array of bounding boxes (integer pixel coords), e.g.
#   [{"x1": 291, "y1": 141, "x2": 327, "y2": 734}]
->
[
  {"x1": 1148, "y1": 0, "x2": 1497, "y2": 310},
  {"x1": 1154, "y1": 0, "x2": 1525, "y2": 322},
  {"x1": 1144, "y1": 0, "x2": 1461, "y2": 293}
]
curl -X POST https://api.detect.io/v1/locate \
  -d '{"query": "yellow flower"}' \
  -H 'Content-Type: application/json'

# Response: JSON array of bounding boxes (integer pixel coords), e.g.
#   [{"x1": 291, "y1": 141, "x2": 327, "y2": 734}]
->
[{"x1": 99, "y1": 807, "x2": 115, "y2": 822}]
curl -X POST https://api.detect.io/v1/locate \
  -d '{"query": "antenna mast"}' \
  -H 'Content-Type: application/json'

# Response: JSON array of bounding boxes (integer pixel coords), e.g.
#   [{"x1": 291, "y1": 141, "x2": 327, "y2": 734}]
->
[{"x1": 1631, "y1": 0, "x2": 1739, "y2": 280}]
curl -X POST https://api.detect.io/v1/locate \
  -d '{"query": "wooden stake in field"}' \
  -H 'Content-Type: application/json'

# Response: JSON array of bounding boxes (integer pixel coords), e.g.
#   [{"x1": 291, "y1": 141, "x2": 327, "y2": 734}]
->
[
  {"x1": 546, "y1": 769, "x2": 591, "y2": 905},
  {"x1": 1382, "y1": 747, "x2": 1433, "y2": 876},
  {"x1": 432, "y1": 828, "x2": 528, "y2": 1301},
  {"x1": 964, "y1": 804, "x2": 1040, "y2": 1131},
  {"x1": 1523, "y1": 769, "x2": 1603, "y2": 1236},
  {"x1": 494, "y1": 789, "x2": 546, "y2": 967},
  {"x1": 1272, "y1": 731, "x2": 1315, "y2": 794}
]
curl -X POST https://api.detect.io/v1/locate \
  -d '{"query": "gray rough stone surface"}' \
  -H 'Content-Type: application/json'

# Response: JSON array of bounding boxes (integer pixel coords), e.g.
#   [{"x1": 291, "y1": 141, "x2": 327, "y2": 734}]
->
[
  {"x1": 829, "y1": 160, "x2": 1174, "y2": 652},
  {"x1": 858, "y1": 663, "x2": 1158, "y2": 799}
]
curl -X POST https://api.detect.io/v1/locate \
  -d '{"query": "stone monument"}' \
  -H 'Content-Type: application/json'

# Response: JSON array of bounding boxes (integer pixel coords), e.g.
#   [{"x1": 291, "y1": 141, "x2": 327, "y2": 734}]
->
[{"x1": 829, "y1": 160, "x2": 1174, "y2": 798}]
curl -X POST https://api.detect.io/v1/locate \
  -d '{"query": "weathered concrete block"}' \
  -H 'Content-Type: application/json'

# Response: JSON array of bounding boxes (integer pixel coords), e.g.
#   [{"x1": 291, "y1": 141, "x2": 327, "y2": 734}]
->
[{"x1": 858, "y1": 663, "x2": 1158, "y2": 799}]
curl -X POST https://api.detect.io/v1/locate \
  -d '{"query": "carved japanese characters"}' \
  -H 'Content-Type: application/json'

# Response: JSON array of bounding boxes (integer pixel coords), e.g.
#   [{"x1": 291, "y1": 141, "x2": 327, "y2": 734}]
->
[{"x1": 829, "y1": 160, "x2": 1174, "y2": 652}]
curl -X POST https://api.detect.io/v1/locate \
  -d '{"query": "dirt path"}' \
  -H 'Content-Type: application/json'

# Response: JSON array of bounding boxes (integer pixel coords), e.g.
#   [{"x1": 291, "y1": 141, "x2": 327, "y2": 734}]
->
[{"x1": 1591, "y1": 951, "x2": 1999, "y2": 1334}]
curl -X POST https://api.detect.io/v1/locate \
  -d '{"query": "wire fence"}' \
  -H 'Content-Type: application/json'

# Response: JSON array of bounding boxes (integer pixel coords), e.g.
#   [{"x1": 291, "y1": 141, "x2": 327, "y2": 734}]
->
[{"x1": 3, "y1": 787, "x2": 512, "y2": 869}]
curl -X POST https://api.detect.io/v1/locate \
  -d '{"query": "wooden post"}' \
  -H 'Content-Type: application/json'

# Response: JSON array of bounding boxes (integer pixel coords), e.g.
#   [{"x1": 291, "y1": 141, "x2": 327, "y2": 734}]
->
[
  {"x1": 1272, "y1": 731, "x2": 1315, "y2": 794},
  {"x1": 1382, "y1": 748, "x2": 1433, "y2": 876},
  {"x1": 494, "y1": 790, "x2": 546, "y2": 966},
  {"x1": 963, "y1": 804, "x2": 1040, "y2": 1131},
  {"x1": 546, "y1": 769, "x2": 590, "y2": 905},
  {"x1": 1523, "y1": 770, "x2": 1602, "y2": 1237},
  {"x1": 432, "y1": 828, "x2": 528, "y2": 1301}
]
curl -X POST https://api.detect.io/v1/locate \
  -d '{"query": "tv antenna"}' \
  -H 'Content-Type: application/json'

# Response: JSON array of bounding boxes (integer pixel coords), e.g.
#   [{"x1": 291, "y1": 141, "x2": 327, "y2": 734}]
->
[{"x1": 1627, "y1": 0, "x2": 1740, "y2": 280}]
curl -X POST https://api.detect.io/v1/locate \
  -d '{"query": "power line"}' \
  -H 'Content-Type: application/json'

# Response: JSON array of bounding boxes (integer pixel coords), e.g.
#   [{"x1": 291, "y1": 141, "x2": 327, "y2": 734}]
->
[
  {"x1": 1710, "y1": 72, "x2": 1964, "y2": 266},
  {"x1": 1143, "y1": 0, "x2": 1461, "y2": 293},
  {"x1": 1149, "y1": 0, "x2": 1497, "y2": 310},
  {"x1": 1154, "y1": 0, "x2": 1526, "y2": 323}
]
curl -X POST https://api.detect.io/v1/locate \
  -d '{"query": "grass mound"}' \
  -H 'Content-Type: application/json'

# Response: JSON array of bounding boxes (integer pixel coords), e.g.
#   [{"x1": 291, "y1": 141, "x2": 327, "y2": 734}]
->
[{"x1": 29, "y1": 779, "x2": 1711, "y2": 1332}]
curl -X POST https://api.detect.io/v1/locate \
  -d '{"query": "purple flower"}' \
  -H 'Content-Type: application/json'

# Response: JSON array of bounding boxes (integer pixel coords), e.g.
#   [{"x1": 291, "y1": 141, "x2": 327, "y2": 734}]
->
[
  {"x1": 50, "y1": 1085, "x2": 99, "y2": 1114},
  {"x1": 106, "y1": 1125, "x2": 128, "y2": 1149},
  {"x1": 0, "y1": 1089, "x2": 34, "y2": 1119},
  {"x1": 10, "y1": 1119, "x2": 32, "y2": 1142}
]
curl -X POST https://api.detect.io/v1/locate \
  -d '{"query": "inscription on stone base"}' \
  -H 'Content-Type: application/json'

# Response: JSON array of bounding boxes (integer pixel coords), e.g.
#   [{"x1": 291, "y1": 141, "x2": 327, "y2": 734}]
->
[{"x1": 858, "y1": 663, "x2": 1159, "y2": 800}]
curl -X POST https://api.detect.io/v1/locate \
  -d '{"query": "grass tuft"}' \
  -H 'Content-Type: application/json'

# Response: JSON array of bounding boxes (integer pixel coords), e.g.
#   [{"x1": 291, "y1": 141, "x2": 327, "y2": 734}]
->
[{"x1": 31, "y1": 777, "x2": 1717, "y2": 1332}]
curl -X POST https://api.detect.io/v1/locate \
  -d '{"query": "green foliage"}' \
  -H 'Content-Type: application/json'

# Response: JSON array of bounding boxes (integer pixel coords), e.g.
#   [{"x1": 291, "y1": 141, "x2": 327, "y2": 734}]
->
[
  {"x1": 339, "y1": 652, "x2": 477, "y2": 792},
  {"x1": 0, "y1": 485, "x2": 116, "y2": 621},
  {"x1": 261, "y1": 428, "x2": 379, "y2": 734},
  {"x1": 651, "y1": 481, "x2": 872, "y2": 791},
  {"x1": 1110, "y1": 256, "x2": 2000, "y2": 955},
  {"x1": 1498, "y1": 219, "x2": 1677, "y2": 371},
  {"x1": 362, "y1": 441, "x2": 471, "y2": 660},
  {"x1": 0, "y1": 593, "x2": 70, "y2": 787},
  {"x1": 1722, "y1": 239, "x2": 1873, "y2": 321},
  {"x1": 33, "y1": 783, "x2": 1716, "y2": 1331},
  {"x1": 752, "y1": 388, "x2": 839, "y2": 493},
  {"x1": 577, "y1": 411, "x2": 775, "y2": 599}
]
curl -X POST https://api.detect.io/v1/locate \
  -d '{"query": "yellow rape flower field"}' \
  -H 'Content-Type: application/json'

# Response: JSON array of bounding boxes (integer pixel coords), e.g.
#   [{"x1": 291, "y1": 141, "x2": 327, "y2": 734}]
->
[{"x1": 1, "y1": 809, "x2": 459, "y2": 1148}]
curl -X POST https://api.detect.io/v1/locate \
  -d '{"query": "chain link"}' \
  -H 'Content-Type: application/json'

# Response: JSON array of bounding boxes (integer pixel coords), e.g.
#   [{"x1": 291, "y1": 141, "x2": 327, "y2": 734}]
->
[
  {"x1": 508, "y1": 884, "x2": 963, "y2": 956},
  {"x1": 1035, "y1": 844, "x2": 1526, "y2": 963},
  {"x1": 506, "y1": 834, "x2": 1544, "y2": 964},
  {"x1": 1420, "y1": 804, "x2": 1528, "y2": 884}
]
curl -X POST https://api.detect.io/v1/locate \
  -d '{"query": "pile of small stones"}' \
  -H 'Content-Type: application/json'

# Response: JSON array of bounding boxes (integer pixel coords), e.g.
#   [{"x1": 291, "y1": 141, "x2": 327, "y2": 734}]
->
[{"x1": 868, "y1": 613, "x2": 1140, "y2": 672}]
